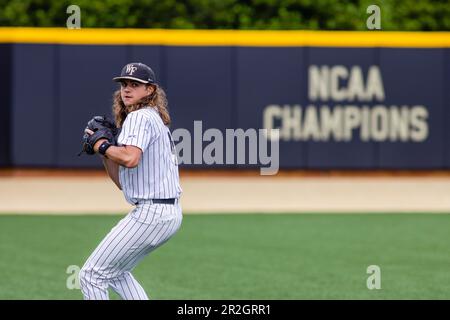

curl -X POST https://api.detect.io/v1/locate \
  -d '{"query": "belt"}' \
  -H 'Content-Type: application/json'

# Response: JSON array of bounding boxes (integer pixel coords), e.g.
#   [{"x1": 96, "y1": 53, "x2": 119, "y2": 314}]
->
[{"x1": 135, "y1": 198, "x2": 177, "y2": 205}]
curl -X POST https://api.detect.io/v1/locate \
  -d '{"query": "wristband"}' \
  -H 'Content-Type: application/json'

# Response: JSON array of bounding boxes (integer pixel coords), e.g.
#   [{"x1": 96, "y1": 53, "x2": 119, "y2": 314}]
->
[{"x1": 98, "y1": 141, "x2": 112, "y2": 156}]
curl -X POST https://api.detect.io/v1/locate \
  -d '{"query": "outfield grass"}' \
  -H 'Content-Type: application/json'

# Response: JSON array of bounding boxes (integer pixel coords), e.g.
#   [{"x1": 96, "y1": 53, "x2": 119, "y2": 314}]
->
[{"x1": 0, "y1": 213, "x2": 450, "y2": 299}]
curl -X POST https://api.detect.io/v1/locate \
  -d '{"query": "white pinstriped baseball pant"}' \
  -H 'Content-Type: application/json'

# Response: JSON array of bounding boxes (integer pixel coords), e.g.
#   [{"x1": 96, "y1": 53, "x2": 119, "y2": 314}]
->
[{"x1": 79, "y1": 200, "x2": 182, "y2": 300}]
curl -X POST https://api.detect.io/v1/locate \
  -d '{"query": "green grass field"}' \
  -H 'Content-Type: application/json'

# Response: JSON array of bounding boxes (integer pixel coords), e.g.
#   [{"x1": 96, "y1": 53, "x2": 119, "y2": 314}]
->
[{"x1": 1, "y1": 213, "x2": 450, "y2": 300}]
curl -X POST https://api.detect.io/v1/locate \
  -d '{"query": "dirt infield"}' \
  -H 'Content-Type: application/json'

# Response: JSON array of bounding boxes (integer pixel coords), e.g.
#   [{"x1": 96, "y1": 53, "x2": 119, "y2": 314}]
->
[
  {"x1": 1, "y1": 169, "x2": 450, "y2": 214},
  {"x1": 2, "y1": 168, "x2": 450, "y2": 177}
]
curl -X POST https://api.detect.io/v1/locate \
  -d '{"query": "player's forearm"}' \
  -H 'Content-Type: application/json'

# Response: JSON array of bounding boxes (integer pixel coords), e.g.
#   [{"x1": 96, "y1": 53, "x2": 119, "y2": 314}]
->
[
  {"x1": 103, "y1": 145, "x2": 140, "y2": 168},
  {"x1": 102, "y1": 157, "x2": 121, "y2": 190},
  {"x1": 92, "y1": 138, "x2": 141, "y2": 168}
]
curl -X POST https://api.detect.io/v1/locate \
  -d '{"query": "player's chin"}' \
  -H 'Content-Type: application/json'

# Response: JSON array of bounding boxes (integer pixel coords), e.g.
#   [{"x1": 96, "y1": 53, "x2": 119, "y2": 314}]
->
[{"x1": 122, "y1": 98, "x2": 135, "y2": 107}]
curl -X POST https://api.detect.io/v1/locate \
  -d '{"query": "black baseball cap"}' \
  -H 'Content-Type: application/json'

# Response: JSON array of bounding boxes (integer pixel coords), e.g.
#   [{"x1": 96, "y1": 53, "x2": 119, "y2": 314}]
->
[{"x1": 113, "y1": 62, "x2": 156, "y2": 84}]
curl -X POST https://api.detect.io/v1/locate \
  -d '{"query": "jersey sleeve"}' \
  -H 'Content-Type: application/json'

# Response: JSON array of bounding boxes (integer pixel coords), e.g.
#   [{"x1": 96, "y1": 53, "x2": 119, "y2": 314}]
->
[{"x1": 118, "y1": 111, "x2": 159, "y2": 151}]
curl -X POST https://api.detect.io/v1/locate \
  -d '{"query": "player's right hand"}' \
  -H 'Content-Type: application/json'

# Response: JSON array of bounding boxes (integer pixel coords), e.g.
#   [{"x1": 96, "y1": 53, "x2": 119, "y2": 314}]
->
[{"x1": 85, "y1": 128, "x2": 94, "y2": 135}]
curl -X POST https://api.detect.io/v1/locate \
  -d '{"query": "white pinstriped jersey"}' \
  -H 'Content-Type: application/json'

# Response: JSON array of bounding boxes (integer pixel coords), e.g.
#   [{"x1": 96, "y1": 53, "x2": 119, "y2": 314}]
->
[{"x1": 117, "y1": 106, "x2": 182, "y2": 204}]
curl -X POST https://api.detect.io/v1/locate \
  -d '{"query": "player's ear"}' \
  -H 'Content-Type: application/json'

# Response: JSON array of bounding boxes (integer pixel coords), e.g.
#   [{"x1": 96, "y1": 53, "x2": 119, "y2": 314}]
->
[{"x1": 147, "y1": 84, "x2": 155, "y2": 95}]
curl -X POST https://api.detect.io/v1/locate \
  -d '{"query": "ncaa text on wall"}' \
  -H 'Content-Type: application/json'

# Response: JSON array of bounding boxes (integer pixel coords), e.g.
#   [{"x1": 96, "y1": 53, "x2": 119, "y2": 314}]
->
[{"x1": 264, "y1": 65, "x2": 428, "y2": 143}]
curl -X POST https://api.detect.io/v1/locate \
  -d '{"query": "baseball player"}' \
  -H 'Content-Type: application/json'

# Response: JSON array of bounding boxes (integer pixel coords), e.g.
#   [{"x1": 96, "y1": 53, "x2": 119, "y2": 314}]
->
[{"x1": 79, "y1": 62, "x2": 182, "y2": 300}]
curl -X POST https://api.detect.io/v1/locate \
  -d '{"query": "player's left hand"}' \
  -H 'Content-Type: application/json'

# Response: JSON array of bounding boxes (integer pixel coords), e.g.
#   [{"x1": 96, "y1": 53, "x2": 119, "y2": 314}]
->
[
  {"x1": 84, "y1": 129, "x2": 107, "y2": 153},
  {"x1": 79, "y1": 116, "x2": 117, "y2": 156}
]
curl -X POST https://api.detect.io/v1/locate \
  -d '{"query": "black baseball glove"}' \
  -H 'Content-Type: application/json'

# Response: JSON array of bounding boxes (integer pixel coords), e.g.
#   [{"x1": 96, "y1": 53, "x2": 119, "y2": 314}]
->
[{"x1": 79, "y1": 116, "x2": 121, "y2": 156}]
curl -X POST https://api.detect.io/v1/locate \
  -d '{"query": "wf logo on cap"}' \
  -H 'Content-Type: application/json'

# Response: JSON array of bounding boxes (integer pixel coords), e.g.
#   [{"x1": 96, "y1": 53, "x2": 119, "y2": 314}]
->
[{"x1": 125, "y1": 64, "x2": 138, "y2": 75}]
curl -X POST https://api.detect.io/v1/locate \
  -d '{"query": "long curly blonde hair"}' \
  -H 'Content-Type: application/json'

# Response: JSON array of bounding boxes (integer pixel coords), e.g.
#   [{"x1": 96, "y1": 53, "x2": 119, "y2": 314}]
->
[{"x1": 112, "y1": 84, "x2": 171, "y2": 127}]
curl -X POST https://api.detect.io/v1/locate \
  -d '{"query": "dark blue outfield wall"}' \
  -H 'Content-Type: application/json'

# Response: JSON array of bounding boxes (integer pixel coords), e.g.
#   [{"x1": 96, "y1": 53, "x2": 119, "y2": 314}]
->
[{"x1": 1, "y1": 44, "x2": 449, "y2": 169}]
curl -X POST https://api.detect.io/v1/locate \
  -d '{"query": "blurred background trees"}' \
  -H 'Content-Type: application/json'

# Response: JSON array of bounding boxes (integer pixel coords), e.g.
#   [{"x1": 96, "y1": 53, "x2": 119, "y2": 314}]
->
[{"x1": 0, "y1": 0, "x2": 448, "y2": 30}]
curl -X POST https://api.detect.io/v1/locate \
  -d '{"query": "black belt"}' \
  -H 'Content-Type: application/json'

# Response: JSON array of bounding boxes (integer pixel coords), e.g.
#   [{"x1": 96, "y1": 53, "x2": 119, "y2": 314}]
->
[{"x1": 135, "y1": 198, "x2": 176, "y2": 205}]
